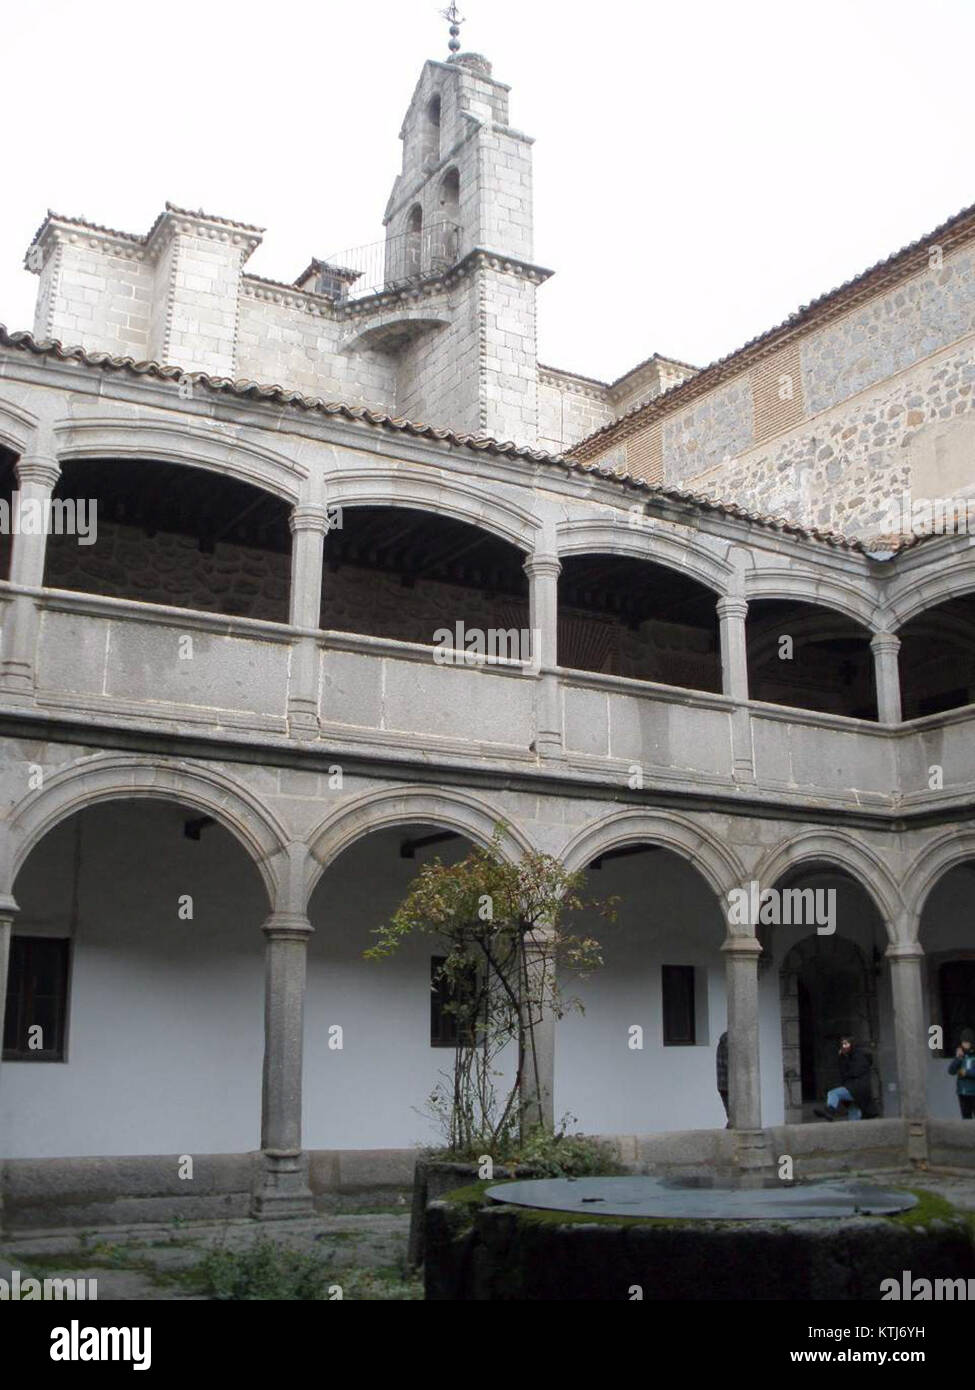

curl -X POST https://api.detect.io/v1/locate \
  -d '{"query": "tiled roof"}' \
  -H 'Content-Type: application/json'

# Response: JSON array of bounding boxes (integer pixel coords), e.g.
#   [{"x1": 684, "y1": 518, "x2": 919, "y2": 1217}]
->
[
  {"x1": 0, "y1": 323, "x2": 890, "y2": 552},
  {"x1": 571, "y1": 199, "x2": 975, "y2": 460}
]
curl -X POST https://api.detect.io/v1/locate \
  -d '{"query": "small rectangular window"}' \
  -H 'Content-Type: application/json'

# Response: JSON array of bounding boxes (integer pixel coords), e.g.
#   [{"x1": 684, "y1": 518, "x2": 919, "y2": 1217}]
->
[
  {"x1": 662, "y1": 964, "x2": 696, "y2": 1046},
  {"x1": 430, "y1": 955, "x2": 478, "y2": 1048},
  {"x1": 3, "y1": 937, "x2": 70, "y2": 1061}
]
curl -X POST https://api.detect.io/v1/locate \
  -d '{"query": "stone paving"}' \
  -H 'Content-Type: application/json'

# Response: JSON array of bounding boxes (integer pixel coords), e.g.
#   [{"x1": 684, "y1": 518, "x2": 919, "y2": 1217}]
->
[{"x1": 0, "y1": 1206, "x2": 417, "y2": 1301}]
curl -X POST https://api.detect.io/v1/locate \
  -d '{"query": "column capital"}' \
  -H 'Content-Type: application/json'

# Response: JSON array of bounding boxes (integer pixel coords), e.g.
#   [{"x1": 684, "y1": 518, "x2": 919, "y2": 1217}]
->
[
  {"x1": 870, "y1": 631, "x2": 901, "y2": 655},
  {"x1": 289, "y1": 503, "x2": 331, "y2": 536},
  {"x1": 885, "y1": 941, "x2": 924, "y2": 961},
  {"x1": 716, "y1": 597, "x2": 749, "y2": 621},
  {"x1": 721, "y1": 934, "x2": 763, "y2": 958},
  {"x1": 15, "y1": 455, "x2": 60, "y2": 490},
  {"x1": 523, "y1": 554, "x2": 561, "y2": 579},
  {"x1": 0, "y1": 893, "x2": 18, "y2": 922},
  {"x1": 262, "y1": 910, "x2": 314, "y2": 940}
]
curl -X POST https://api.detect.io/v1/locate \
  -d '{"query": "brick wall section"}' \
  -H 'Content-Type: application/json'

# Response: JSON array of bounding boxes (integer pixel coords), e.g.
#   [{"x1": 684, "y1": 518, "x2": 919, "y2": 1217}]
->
[
  {"x1": 751, "y1": 340, "x2": 805, "y2": 444},
  {"x1": 625, "y1": 419, "x2": 663, "y2": 484}
]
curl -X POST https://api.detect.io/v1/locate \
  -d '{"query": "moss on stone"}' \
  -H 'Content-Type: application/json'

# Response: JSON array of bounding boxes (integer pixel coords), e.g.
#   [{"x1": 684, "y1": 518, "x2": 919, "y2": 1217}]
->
[{"x1": 886, "y1": 1188, "x2": 964, "y2": 1229}]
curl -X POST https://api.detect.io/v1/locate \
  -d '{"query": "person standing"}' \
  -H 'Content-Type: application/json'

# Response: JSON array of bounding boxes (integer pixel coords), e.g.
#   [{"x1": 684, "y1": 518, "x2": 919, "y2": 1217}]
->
[
  {"x1": 948, "y1": 1028, "x2": 975, "y2": 1118},
  {"x1": 716, "y1": 1031, "x2": 729, "y2": 1127},
  {"x1": 815, "y1": 1036, "x2": 873, "y2": 1121}
]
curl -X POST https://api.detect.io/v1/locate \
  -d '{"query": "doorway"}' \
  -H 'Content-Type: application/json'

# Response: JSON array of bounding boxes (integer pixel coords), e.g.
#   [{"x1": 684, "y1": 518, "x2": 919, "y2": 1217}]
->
[{"x1": 780, "y1": 936, "x2": 880, "y2": 1122}]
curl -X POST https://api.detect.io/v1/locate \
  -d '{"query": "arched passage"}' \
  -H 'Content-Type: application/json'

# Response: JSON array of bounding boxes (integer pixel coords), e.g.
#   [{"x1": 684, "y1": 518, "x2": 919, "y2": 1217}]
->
[
  {"x1": 915, "y1": 857, "x2": 975, "y2": 1118},
  {"x1": 45, "y1": 457, "x2": 293, "y2": 622},
  {"x1": 557, "y1": 552, "x2": 721, "y2": 692},
  {"x1": 898, "y1": 592, "x2": 975, "y2": 719},
  {"x1": 757, "y1": 861, "x2": 892, "y2": 1124},
  {"x1": 556, "y1": 827, "x2": 733, "y2": 1135},
  {"x1": 321, "y1": 504, "x2": 530, "y2": 655},
  {"x1": 304, "y1": 820, "x2": 497, "y2": 1150},
  {"x1": 746, "y1": 599, "x2": 877, "y2": 719},
  {"x1": 0, "y1": 444, "x2": 15, "y2": 581},
  {"x1": 1, "y1": 797, "x2": 268, "y2": 1159}
]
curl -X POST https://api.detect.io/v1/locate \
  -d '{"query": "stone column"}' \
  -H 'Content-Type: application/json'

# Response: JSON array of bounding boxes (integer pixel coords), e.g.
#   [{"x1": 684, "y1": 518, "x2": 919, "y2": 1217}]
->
[
  {"x1": 717, "y1": 597, "x2": 749, "y2": 700},
  {"x1": 0, "y1": 455, "x2": 61, "y2": 700},
  {"x1": 0, "y1": 894, "x2": 18, "y2": 1066},
  {"x1": 886, "y1": 941, "x2": 927, "y2": 1120},
  {"x1": 524, "y1": 554, "x2": 562, "y2": 758},
  {"x1": 253, "y1": 910, "x2": 315, "y2": 1218},
  {"x1": 286, "y1": 504, "x2": 328, "y2": 740},
  {"x1": 717, "y1": 597, "x2": 754, "y2": 782},
  {"x1": 870, "y1": 633, "x2": 902, "y2": 724},
  {"x1": 721, "y1": 934, "x2": 765, "y2": 1156},
  {"x1": 519, "y1": 930, "x2": 555, "y2": 1134}
]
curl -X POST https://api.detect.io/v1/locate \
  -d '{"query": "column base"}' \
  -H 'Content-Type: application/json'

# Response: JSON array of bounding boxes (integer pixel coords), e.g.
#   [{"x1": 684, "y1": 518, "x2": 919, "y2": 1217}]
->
[
  {"x1": 733, "y1": 1127, "x2": 773, "y2": 1182},
  {"x1": 0, "y1": 662, "x2": 35, "y2": 701},
  {"x1": 251, "y1": 1149, "x2": 315, "y2": 1219},
  {"x1": 907, "y1": 1119, "x2": 929, "y2": 1168},
  {"x1": 534, "y1": 733, "x2": 563, "y2": 760},
  {"x1": 286, "y1": 700, "x2": 320, "y2": 741}
]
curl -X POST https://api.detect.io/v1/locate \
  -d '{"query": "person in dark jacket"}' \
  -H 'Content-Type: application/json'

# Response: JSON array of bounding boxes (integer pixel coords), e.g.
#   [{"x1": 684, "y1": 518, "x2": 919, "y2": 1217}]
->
[
  {"x1": 948, "y1": 1027, "x2": 975, "y2": 1118},
  {"x1": 814, "y1": 1037, "x2": 873, "y2": 1121},
  {"x1": 716, "y1": 1031, "x2": 729, "y2": 1126}
]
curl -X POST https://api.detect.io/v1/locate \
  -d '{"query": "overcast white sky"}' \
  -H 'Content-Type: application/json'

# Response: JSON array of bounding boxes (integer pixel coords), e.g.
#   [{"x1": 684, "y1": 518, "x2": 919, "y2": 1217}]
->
[{"x1": 4, "y1": 0, "x2": 973, "y2": 384}]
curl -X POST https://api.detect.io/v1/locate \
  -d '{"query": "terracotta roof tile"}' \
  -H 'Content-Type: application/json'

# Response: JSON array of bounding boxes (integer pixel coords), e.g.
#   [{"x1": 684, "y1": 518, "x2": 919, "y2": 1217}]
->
[{"x1": 0, "y1": 323, "x2": 897, "y2": 553}]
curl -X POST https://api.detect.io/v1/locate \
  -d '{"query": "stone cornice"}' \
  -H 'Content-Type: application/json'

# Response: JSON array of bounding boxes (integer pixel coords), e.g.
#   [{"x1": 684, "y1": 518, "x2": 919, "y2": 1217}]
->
[
  {"x1": 241, "y1": 276, "x2": 339, "y2": 318},
  {"x1": 25, "y1": 204, "x2": 264, "y2": 274},
  {"x1": 537, "y1": 365, "x2": 611, "y2": 402}
]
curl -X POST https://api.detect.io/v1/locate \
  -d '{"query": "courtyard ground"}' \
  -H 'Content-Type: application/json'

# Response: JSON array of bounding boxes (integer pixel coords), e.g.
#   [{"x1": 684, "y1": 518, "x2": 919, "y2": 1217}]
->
[{"x1": 1, "y1": 1170, "x2": 972, "y2": 1300}]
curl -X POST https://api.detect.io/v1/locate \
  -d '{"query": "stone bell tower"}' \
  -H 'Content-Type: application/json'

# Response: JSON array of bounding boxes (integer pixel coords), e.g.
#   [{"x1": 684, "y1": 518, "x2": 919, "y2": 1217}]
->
[{"x1": 377, "y1": 36, "x2": 550, "y2": 444}]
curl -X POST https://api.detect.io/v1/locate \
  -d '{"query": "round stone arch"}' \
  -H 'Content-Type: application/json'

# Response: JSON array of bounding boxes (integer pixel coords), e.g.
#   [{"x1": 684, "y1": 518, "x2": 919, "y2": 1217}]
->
[
  {"x1": 53, "y1": 415, "x2": 306, "y2": 504},
  {"x1": 5, "y1": 752, "x2": 290, "y2": 909},
  {"x1": 743, "y1": 568, "x2": 879, "y2": 630},
  {"x1": 558, "y1": 808, "x2": 746, "y2": 915},
  {"x1": 322, "y1": 467, "x2": 539, "y2": 555},
  {"x1": 555, "y1": 518, "x2": 731, "y2": 597},
  {"x1": 0, "y1": 397, "x2": 36, "y2": 456},
  {"x1": 884, "y1": 553, "x2": 975, "y2": 629},
  {"x1": 901, "y1": 828, "x2": 975, "y2": 942},
  {"x1": 753, "y1": 831, "x2": 903, "y2": 942},
  {"x1": 304, "y1": 784, "x2": 535, "y2": 905}
]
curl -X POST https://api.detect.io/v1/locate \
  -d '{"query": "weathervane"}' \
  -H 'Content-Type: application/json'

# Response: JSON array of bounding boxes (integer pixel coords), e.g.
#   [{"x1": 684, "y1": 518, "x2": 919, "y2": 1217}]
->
[{"x1": 439, "y1": 3, "x2": 465, "y2": 54}]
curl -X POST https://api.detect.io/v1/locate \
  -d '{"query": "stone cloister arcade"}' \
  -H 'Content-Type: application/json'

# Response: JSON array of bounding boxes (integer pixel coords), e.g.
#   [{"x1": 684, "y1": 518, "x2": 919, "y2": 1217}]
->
[{"x1": 0, "y1": 351, "x2": 974, "y2": 1218}]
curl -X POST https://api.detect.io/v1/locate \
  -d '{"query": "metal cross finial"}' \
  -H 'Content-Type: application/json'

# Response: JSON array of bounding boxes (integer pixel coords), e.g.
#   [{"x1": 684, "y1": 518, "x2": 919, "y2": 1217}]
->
[{"x1": 439, "y1": 3, "x2": 465, "y2": 54}]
